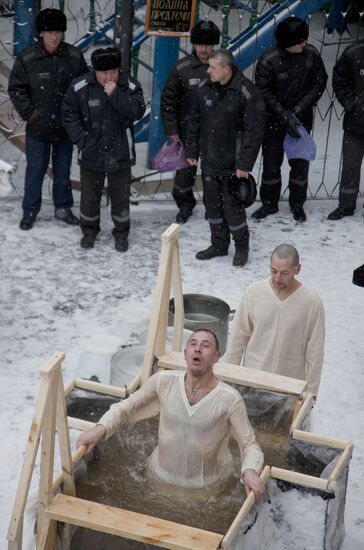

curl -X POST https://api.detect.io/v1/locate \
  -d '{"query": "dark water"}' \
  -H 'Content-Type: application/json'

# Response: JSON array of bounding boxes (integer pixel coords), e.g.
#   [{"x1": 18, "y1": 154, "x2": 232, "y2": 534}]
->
[{"x1": 67, "y1": 388, "x2": 340, "y2": 549}]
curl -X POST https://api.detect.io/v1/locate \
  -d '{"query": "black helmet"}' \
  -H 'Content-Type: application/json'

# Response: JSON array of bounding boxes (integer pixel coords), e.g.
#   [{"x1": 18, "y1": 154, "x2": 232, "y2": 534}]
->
[
  {"x1": 353, "y1": 264, "x2": 364, "y2": 287},
  {"x1": 190, "y1": 20, "x2": 220, "y2": 45},
  {"x1": 231, "y1": 174, "x2": 257, "y2": 208},
  {"x1": 275, "y1": 17, "x2": 309, "y2": 49}
]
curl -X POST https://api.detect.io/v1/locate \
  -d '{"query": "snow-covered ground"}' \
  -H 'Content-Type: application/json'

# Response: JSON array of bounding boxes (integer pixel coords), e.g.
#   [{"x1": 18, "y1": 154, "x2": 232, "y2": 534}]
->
[
  {"x1": 1, "y1": 191, "x2": 364, "y2": 548},
  {"x1": 1, "y1": 2, "x2": 364, "y2": 548}
]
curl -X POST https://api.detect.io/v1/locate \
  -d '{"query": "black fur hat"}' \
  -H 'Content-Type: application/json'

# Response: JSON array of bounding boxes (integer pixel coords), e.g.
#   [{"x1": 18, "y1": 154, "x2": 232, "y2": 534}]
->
[
  {"x1": 190, "y1": 20, "x2": 220, "y2": 45},
  {"x1": 275, "y1": 17, "x2": 309, "y2": 49},
  {"x1": 91, "y1": 48, "x2": 121, "y2": 71},
  {"x1": 36, "y1": 8, "x2": 67, "y2": 34}
]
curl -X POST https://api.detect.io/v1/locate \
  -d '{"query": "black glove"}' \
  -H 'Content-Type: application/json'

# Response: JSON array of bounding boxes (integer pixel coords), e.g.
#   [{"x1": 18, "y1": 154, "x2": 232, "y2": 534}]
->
[{"x1": 286, "y1": 115, "x2": 301, "y2": 139}]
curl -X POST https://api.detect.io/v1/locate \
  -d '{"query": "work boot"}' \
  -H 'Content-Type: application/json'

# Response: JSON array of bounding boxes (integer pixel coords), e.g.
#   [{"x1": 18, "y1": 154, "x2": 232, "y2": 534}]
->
[
  {"x1": 80, "y1": 234, "x2": 95, "y2": 249},
  {"x1": 55, "y1": 208, "x2": 79, "y2": 225},
  {"x1": 251, "y1": 204, "x2": 278, "y2": 219},
  {"x1": 327, "y1": 206, "x2": 354, "y2": 220},
  {"x1": 19, "y1": 215, "x2": 35, "y2": 231},
  {"x1": 114, "y1": 234, "x2": 128, "y2": 252},
  {"x1": 290, "y1": 205, "x2": 306, "y2": 222},
  {"x1": 176, "y1": 209, "x2": 193, "y2": 224},
  {"x1": 196, "y1": 246, "x2": 228, "y2": 261},
  {"x1": 233, "y1": 247, "x2": 249, "y2": 268}
]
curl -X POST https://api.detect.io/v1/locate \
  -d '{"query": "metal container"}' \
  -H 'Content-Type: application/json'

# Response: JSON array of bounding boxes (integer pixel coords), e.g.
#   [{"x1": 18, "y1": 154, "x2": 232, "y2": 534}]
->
[{"x1": 169, "y1": 294, "x2": 230, "y2": 355}]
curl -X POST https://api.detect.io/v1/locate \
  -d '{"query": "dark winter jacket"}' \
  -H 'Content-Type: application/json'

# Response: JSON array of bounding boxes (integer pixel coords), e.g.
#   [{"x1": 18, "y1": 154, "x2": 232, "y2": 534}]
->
[
  {"x1": 255, "y1": 44, "x2": 327, "y2": 131},
  {"x1": 62, "y1": 70, "x2": 145, "y2": 172},
  {"x1": 160, "y1": 51, "x2": 209, "y2": 141},
  {"x1": 333, "y1": 40, "x2": 364, "y2": 136},
  {"x1": 185, "y1": 67, "x2": 265, "y2": 176},
  {"x1": 8, "y1": 41, "x2": 88, "y2": 141}
]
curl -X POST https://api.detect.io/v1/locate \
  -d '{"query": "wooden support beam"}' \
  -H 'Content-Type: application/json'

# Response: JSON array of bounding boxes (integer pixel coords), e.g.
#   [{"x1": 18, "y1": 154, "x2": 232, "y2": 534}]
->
[
  {"x1": 7, "y1": 353, "x2": 66, "y2": 545},
  {"x1": 290, "y1": 393, "x2": 315, "y2": 433},
  {"x1": 45, "y1": 494, "x2": 223, "y2": 550},
  {"x1": 56, "y1": 369, "x2": 76, "y2": 497},
  {"x1": 221, "y1": 465, "x2": 271, "y2": 548},
  {"x1": 67, "y1": 417, "x2": 96, "y2": 431},
  {"x1": 141, "y1": 225, "x2": 180, "y2": 384},
  {"x1": 171, "y1": 240, "x2": 184, "y2": 352},
  {"x1": 157, "y1": 351, "x2": 306, "y2": 396},
  {"x1": 270, "y1": 467, "x2": 329, "y2": 491},
  {"x1": 291, "y1": 429, "x2": 349, "y2": 450},
  {"x1": 327, "y1": 443, "x2": 353, "y2": 489},
  {"x1": 74, "y1": 378, "x2": 127, "y2": 398},
  {"x1": 37, "y1": 371, "x2": 59, "y2": 550}
]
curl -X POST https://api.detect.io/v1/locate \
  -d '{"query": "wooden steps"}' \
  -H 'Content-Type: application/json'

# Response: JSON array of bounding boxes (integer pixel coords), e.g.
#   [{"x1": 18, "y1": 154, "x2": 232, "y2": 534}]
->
[{"x1": 45, "y1": 494, "x2": 223, "y2": 550}]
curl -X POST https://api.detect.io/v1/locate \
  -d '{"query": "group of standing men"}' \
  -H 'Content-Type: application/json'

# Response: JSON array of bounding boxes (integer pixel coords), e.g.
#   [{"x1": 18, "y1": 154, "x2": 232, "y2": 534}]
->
[
  {"x1": 161, "y1": 17, "x2": 328, "y2": 268},
  {"x1": 7, "y1": 9, "x2": 364, "y2": 256}
]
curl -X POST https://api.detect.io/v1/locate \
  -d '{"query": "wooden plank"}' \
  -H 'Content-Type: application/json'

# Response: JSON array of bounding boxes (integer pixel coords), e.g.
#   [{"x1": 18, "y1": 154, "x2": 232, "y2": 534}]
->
[
  {"x1": 157, "y1": 351, "x2": 306, "y2": 396},
  {"x1": 67, "y1": 417, "x2": 96, "y2": 431},
  {"x1": 290, "y1": 393, "x2": 315, "y2": 433},
  {"x1": 39, "y1": 352, "x2": 66, "y2": 377},
  {"x1": 45, "y1": 494, "x2": 223, "y2": 550},
  {"x1": 37, "y1": 371, "x2": 58, "y2": 549},
  {"x1": 221, "y1": 465, "x2": 271, "y2": 548},
  {"x1": 74, "y1": 378, "x2": 127, "y2": 398},
  {"x1": 171, "y1": 241, "x2": 184, "y2": 352},
  {"x1": 141, "y1": 229, "x2": 177, "y2": 383},
  {"x1": 291, "y1": 429, "x2": 349, "y2": 450},
  {"x1": 63, "y1": 379, "x2": 75, "y2": 398},
  {"x1": 7, "y1": 376, "x2": 52, "y2": 543},
  {"x1": 270, "y1": 467, "x2": 329, "y2": 491},
  {"x1": 154, "y1": 241, "x2": 174, "y2": 358},
  {"x1": 53, "y1": 446, "x2": 88, "y2": 492},
  {"x1": 161, "y1": 223, "x2": 180, "y2": 242},
  {"x1": 126, "y1": 373, "x2": 141, "y2": 394},
  {"x1": 56, "y1": 370, "x2": 75, "y2": 497},
  {"x1": 327, "y1": 443, "x2": 353, "y2": 487}
]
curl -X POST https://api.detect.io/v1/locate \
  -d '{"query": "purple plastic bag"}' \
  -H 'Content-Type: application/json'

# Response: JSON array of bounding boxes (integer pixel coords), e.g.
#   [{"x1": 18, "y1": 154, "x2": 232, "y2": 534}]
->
[
  {"x1": 283, "y1": 124, "x2": 316, "y2": 161},
  {"x1": 153, "y1": 139, "x2": 191, "y2": 172}
]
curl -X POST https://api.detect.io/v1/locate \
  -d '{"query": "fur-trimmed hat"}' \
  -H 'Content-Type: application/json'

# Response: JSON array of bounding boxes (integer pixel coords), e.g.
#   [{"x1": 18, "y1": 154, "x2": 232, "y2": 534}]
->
[
  {"x1": 275, "y1": 17, "x2": 309, "y2": 49},
  {"x1": 91, "y1": 48, "x2": 121, "y2": 71},
  {"x1": 36, "y1": 8, "x2": 67, "y2": 34},
  {"x1": 190, "y1": 20, "x2": 220, "y2": 45},
  {"x1": 353, "y1": 264, "x2": 364, "y2": 287}
]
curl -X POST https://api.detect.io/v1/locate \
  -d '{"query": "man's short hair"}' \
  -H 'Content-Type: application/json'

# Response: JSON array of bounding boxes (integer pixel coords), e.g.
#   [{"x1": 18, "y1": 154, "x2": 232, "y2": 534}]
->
[
  {"x1": 209, "y1": 49, "x2": 233, "y2": 68},
  {"x1": 271, "y1": 244, "x2": 300, "y2": 266},
  {"x1": 188, "y1": 328, "x2": 220, "y2": 351}
]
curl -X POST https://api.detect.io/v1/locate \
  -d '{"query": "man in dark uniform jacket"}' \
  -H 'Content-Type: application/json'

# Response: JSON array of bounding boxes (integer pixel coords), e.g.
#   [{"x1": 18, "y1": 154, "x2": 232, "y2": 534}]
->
[
  {"x1": 328, "y1": 40, "x2": 364, "y2": 220},
  {"x1": 253, "y1": 17, "x2": 327, "y2": 222},
  {"x1": 160, "y1": 20, "x2": 220, "y2": 224},
  {"x1": 186, "y1": 49, "x2": 265, "y2": 267},
  {"x1": 62, "y1": 48, "x2": 145, "y2": 252},
  {"x1": 8, "y1": 8, "x2": 88, "y2": 230}
]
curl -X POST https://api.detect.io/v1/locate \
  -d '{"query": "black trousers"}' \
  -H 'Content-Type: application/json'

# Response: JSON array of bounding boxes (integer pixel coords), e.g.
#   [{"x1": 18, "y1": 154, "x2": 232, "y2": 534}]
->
[
  {"x1": 80, "y1": 166, "x2": 131, "y2": 237},
  {"x1": 260, "y1": 129, "x2": 309, "y2": 207},
  {"x1": 202, "y1": 174, "x2": 249, "y2": 251},
  {"x1": 172, "y1": 164, "x2": 197, "y2": 213},
  {"x1": 338, "y1": 130, "x2": 364, "y2": 210}
]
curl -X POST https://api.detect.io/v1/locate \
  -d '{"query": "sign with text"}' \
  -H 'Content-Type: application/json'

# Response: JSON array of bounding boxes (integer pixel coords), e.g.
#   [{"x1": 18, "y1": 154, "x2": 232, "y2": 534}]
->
[{"x1": 145, "y1": 0, "x2": 196, "y2": 36}]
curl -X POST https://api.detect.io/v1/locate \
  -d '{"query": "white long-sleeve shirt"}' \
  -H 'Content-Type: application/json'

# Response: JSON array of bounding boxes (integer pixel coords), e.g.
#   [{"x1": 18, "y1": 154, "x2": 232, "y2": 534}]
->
[
  {"x1": 224, "y1": 279, "x2": 325, "y2": 395},
  {"x1": 98, "y1": 370, "x2": 264, "y2": 488}
]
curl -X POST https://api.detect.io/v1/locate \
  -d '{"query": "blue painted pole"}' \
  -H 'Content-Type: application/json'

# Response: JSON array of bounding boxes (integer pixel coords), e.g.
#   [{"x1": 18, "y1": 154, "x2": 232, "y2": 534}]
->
[
  {"x1": 13, "y1": 0, "x2": 39, "y2": 55},
  {"x1": 147, "y1": 37, "x2": 180, "y2": 167}
]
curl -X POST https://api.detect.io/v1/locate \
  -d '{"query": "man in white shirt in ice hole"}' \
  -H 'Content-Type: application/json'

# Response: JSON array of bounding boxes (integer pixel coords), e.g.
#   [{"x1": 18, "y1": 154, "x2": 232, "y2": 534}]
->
[{"x1": 77, "y1": 329, "x2": 265, "y2": 498}]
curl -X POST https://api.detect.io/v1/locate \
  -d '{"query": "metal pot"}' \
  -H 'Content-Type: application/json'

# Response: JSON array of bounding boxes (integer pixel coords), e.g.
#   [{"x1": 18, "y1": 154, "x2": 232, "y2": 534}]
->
[{"x1": 169, "y1": 294, "x2": 230, "y2": 355}]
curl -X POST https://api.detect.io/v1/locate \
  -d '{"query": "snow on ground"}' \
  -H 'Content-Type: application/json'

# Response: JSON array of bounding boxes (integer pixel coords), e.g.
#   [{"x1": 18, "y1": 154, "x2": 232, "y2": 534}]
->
[{"x1": 0, "y1": 191, "x2": 364, "y2": 548}]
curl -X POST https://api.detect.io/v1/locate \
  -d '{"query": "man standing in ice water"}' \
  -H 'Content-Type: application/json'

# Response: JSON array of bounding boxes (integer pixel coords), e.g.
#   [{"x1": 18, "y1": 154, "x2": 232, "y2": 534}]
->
[
  {"x1": 77, "y1": 329, "x2": 265, "y2": 498},
  {"x1": 225, "y1": 244, "x2": 325, "y2": 395}
]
